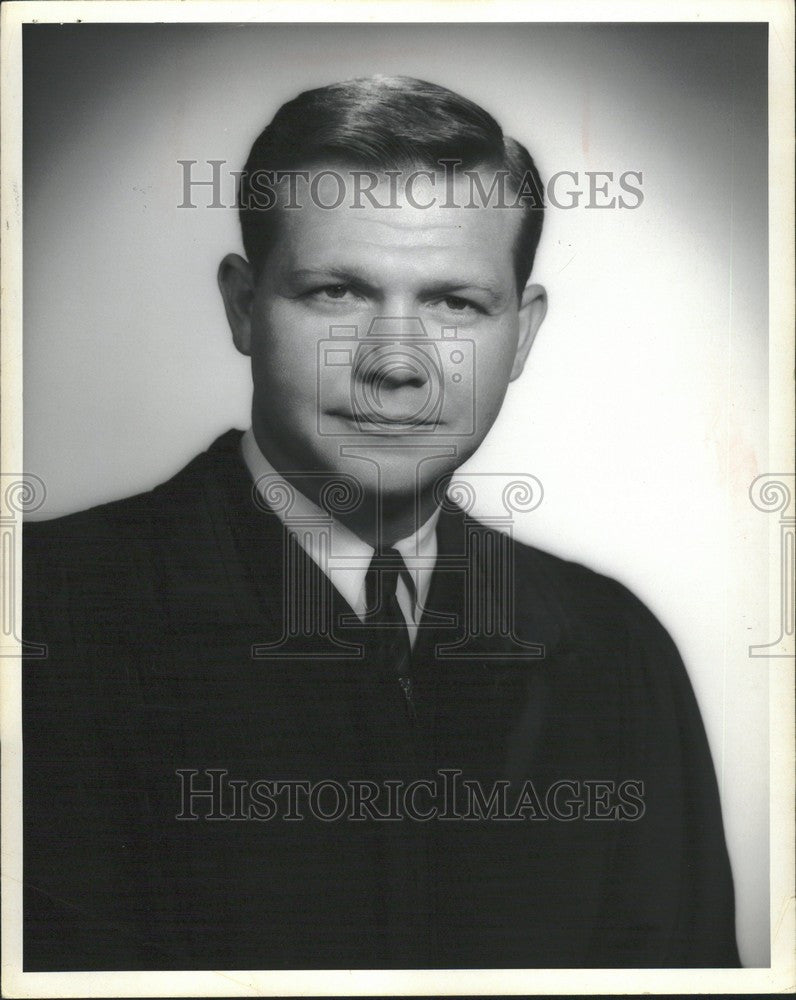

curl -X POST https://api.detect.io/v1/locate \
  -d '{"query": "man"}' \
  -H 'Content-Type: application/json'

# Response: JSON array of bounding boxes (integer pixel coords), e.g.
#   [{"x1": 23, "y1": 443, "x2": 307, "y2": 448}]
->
[{"x1": 23, "y1": 76, "x2": 739, "y2": 970}]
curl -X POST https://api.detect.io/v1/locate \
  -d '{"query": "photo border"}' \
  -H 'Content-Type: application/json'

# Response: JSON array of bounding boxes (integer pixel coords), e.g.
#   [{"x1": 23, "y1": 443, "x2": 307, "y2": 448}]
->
[{"x1": 2, "y1": 1, "x2": 793, "y2": 996}]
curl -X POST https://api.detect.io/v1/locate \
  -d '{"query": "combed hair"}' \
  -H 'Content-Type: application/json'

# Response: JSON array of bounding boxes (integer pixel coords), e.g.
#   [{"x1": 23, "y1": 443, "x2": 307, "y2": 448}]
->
[{"x1": 239, "y1": 75, "x2": 545, "y2": 292}]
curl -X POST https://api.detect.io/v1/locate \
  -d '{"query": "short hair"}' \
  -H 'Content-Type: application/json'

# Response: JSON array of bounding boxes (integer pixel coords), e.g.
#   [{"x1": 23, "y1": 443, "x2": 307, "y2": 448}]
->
[{"x1": 238, "y1": 76, "x2": 545, "y2": 293}]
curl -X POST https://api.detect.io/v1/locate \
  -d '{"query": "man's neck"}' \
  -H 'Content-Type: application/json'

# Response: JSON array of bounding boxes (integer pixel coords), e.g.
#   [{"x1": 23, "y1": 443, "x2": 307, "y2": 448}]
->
[
  {"x1": 335, "y1": 492, "x2": 441, "y2": 551},
  {"x1": 245, "y1": 426, "x2": 445, "y2": 549}
]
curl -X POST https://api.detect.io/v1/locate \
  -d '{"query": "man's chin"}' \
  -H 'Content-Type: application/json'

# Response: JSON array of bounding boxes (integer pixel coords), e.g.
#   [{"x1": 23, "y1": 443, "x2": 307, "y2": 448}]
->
[{"x1": 313, "y1": 436, "x2": 465, "y2": 499}]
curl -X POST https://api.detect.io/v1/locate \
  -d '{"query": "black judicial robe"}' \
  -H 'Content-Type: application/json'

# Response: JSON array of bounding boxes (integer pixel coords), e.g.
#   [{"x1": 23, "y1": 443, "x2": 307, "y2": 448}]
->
[{"x1": 22, "y1": 429, "x2": 740, "y2": 970}]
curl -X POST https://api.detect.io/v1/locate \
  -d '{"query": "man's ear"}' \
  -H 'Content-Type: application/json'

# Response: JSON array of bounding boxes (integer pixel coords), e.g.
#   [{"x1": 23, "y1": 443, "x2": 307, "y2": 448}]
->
[
  {"x1": 218, "y1": 253, "x2": 256, "y2": 356},
  {"x1": 510, "y1": 282, "x2": 547, "y2": 382}
]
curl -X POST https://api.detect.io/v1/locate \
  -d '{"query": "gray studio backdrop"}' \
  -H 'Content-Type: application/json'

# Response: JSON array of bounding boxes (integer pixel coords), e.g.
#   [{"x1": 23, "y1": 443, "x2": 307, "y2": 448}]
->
[{"x1": 23, "y1": 22, "x2": 769, "y2": 965}]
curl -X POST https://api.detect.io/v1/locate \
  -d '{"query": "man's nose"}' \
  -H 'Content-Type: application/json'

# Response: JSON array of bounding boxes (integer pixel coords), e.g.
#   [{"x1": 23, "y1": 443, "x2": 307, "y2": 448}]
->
[
  {"x1": 352, "y1": 343, "x2": 436, "y2": 392},
  {"x1": 353, "y1": 343, "x2": 432, "y2": 392},
  {"x1": 366, "y1": 349, "x2": 430, "y2": 390},
  {"x1": 365, "y1": 315, "x2": 427, "y2": 341},
  {"x1": 354, "y1": 317, "x2": 434, "y2": 390}
]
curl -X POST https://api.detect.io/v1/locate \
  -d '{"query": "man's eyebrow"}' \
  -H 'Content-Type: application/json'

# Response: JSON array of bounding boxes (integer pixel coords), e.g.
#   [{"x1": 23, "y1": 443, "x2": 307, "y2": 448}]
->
[
  {"x1": 288, "y1": 266, "x2": 375, "y2": 285},
  {"x1": 288, "y1": 268, "x2": 506, "y2": 304},
  {"x1": 419, "y1": 279, "x2": 506, "y2": 306}
]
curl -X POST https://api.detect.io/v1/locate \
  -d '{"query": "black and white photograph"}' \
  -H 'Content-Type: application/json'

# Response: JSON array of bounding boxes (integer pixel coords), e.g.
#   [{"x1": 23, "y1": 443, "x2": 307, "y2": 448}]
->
[{"x1": 1, "y1": 2, "x2": 793, "y2": 996}]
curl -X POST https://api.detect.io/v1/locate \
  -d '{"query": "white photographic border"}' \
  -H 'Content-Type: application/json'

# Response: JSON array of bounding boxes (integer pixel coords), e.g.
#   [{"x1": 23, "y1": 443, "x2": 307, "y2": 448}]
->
[{"x1": 1, "y1": 1, "x2": 793, "y2": 996}]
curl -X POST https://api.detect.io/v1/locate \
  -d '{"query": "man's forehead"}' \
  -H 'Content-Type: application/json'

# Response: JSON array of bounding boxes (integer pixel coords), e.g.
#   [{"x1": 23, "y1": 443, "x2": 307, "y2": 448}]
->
[
  {"x1": 274, "y1": 168, "x2": 521, "y2": 250},
  {"x1": 275, "y1": 213, "x2": 516, "y2": 294}
]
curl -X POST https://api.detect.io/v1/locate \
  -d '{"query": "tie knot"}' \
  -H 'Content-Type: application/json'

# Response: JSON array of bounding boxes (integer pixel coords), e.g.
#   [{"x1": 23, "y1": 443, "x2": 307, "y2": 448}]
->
[{"x1": 365, "y1": 547, "x2": 415, "y2": 614}]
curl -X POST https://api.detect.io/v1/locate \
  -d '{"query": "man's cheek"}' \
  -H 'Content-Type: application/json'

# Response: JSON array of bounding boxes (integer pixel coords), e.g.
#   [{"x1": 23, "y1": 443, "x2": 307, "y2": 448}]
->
[{"x1": 473, "y1": 349, "x2": 510, "y2": 393}]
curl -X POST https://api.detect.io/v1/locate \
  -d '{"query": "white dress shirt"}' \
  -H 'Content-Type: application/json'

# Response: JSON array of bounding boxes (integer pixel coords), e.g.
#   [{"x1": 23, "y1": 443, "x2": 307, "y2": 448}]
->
[{"x1": 241, "y1": 428, "x2": 439, "y2": 646}]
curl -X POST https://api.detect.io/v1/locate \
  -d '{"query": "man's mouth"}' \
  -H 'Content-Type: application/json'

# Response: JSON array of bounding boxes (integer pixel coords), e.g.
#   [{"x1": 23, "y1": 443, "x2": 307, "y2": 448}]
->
[{"x1": 328, "y1": 410, "x2": 441, "y2": 431}]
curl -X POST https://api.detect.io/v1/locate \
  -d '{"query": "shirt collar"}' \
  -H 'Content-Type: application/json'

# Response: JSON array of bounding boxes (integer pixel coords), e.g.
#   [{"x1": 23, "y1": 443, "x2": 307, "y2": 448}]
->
[{"x1": 241, "y1": 427, "x2": 439, "y2": 620}]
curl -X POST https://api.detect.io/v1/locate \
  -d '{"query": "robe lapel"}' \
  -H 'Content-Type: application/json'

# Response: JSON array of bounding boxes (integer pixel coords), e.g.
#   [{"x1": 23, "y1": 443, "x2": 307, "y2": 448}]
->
[{"x1": 412, "y1": 503, "x2": 573, "y2": 783}]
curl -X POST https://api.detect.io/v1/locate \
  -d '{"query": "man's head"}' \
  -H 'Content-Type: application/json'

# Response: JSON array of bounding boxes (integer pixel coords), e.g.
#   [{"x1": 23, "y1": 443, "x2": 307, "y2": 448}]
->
[
  {"x1": 219, "y1": 76, "x2": 547, "y2": 536},
  {"x1": 236, "y1": 76, "x2": 545, "y2": 293}
]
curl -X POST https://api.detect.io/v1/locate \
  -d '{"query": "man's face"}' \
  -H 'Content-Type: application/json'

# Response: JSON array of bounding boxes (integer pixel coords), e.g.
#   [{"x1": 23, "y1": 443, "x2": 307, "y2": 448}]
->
[{"x1": 221, "y1": 171, "x2": 546, "y2": 506}]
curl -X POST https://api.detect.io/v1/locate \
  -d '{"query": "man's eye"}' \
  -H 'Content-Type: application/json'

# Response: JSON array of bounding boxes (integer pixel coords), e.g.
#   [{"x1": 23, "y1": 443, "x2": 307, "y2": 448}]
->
[
  {"x1": 314, "y1": 284, "x2": 352, "y2": 300},
  {"x1": 433, "y1": 295, "x2": 480, "y2": 313},
  {"x1": 445, "y1": 297, "x2": 470, "y2": 311}
]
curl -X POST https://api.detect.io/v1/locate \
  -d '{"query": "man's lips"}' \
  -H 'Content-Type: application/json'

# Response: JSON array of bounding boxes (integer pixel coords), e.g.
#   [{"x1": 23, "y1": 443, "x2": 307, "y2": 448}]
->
[{"x1": 327, "y1": 410, "x2": 442, "y2": 429}]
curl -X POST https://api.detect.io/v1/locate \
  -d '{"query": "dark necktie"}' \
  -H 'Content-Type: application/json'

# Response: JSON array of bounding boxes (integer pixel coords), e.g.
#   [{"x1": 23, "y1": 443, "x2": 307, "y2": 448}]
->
[{"x1": 364, "y1": 547, "x2": 417, "y2": 721}]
